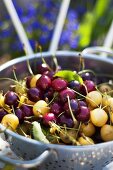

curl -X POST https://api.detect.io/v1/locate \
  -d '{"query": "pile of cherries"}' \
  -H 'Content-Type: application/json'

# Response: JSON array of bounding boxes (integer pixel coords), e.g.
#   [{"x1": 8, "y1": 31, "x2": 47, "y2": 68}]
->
[{"x1": 0, "y1": 60, "x2": 113, "y2": 146}]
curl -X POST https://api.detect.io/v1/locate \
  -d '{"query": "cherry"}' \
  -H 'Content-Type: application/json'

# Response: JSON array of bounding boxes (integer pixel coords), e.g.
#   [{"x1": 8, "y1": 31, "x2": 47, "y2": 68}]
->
[
  {"x1": 68, "y1": 80, "x2": 81, "y2": 91},
  {"x1": 90, "y1": 108, "x2": 108, "y2": 127},
  {"x1": 76, "y1": 106, "x2": 90, "y2": 122},
  {"x1": 78, "y1": 100, "x2": 87, "y2": 107},
  {"x1": 80, "y1": 72, "x2": 93, "y2": 81},
  {"x1": 36, "y1": 75, "x2": 51, "y2": 90},
  {"x1": 20, "y1": 105, "x2": 33, "y2": 117},
  {"x1": 27, "y1": 87, "x2": 42, "y2": 102},
  {"x1": 44, "y1": 87, "x2": 54, "y2": 101},
  {"x1": 26, "y1": 76, "x2": 32, "y2": 88},
  {"x1": 33, "y1": 100, "x2": 50, "y2": 117},
  {"x1": 43, "y1": 71, "x2": 54, "y2": 79},
  {"x1": 84, "y1": 80, "x2": 95, "y2": 92},
  {"x1": 52, "y1": 78, "x2": 67, "y2": 91},
  {"x1": 80, "y1": 84, "x2": 87, "y2": 96},
  {"x1": 57, "y1": 114, "x2": 74, "y2": 128},
  {"x1": 63, "y1": 99, "x2": 79, "y2": 116},
  {"x1": 0, "y1": 108, "x2": 8, "y2": 122},
  {"x1": 4, "y1": 91, "x2": 19, "y2": 107},
  {"x1": 1, "y1": 114, "x2": 19, "y2": 130},
  {"x1": 59, "y1": 88, "x2": 76, "y2": 103},
  {"x1": 50, "y1": 102, "x2": 62, "y2": 115},
  {"x1": 43, "y1": 113, "x2": 56, "y2": 126},
  {"x1": 15, "y1": 108, "x2": 25, "y2": 123},
  {"x1": 37, "y1": 63, "x2": 50, "y2": 74}
]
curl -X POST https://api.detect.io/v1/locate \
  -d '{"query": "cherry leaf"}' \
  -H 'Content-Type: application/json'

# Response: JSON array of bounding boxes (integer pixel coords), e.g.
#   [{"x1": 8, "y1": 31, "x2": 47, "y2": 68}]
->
[{"x1": 54, "y1": 70, "x2": 83, "y2": 84}]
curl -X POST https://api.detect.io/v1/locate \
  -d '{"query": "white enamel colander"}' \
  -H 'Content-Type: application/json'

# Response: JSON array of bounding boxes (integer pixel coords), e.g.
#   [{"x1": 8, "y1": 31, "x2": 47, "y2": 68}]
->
[{"x1": 0, "y1": 48, "x2": 113, "y2": 170}]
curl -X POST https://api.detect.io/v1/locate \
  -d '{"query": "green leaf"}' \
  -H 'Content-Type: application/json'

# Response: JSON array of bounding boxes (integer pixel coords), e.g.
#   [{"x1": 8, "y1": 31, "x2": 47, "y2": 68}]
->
[{"x1": 54, "y1": 70, "x2": 83, "y2": 84}]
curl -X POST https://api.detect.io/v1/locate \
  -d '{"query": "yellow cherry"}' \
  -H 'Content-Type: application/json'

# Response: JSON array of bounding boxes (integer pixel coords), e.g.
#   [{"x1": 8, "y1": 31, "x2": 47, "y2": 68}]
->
[
  {"x1": 90, "y1": 108, "x2": 108, "y2": 127},
  {"x1": 33, "y1": 100, "x2": 50, "y2": 117},
  {"x1": 1, "y1": 114, "x2": 19, "y2": 130}
]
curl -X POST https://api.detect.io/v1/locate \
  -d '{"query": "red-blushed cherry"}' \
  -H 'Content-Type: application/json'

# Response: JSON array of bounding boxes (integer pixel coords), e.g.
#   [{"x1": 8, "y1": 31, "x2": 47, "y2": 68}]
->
[
  {"x1": 20, "y1": 105, "x2": 33, "y2": 117},
  {"x1": 76, "y1": 106, "x2": 90, "y2": 122},
  {"x1": 84, "y1": 80, "x2": 96, "y2": 92},
  {"x1": 43, "y1": 112, "x2": 56, "y2": 126},
  {"x1": 4, "y1": 91, "x2": 19, "y2": 107},
  {"x1": 50, "y1": 102, "x2": 62, "y2": 115},
  {"x1": 15, "y1": 108, "x2": 25, "y2": 123},
  {"x1": 36, "y1": 75, "x2": 51, "y2": 90},
  {"x1": 27, "y1": 87, "x2": 42, "y2": 102},
  {"x1": 63, "y1": 99, "x2": 80, "y2": 116},
  {"x1": 52, "y1": 78, "x2": 67, "y2": 91},
  {"x1": 57, "y1": 114, "x2": 74, "y2": 128},
  {"x1": 59, "y1": 88, "x2": 76, "y2": 103},
  {"x1": 37, "y1": 63, "x2": 50, "y2": 74},
  {"x1": 0, "y1": 108, "x2": 8, "y2": 122}
]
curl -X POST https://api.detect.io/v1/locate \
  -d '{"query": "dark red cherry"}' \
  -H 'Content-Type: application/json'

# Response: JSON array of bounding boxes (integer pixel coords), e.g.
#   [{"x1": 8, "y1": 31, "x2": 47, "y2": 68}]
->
[
  {"x1": 4, "y1": 91, "x2": 19, "y2": 107},
  {"x1": 27, "y1": 87, "x2": 42, "y2": 102},
  {"x1": 44, "y1": 87, "x2": 54, "y2": 101},
  {"x1": 43, "y1": 71, "x2": 54, "y2": 79},
  {"x1": 15, "y1": 108, "x2": 25, "y2": 123},
  {"x1": 50, "y1": 102, "x2": 62, "y2": 115},
  {"x1": 0, "y1": 108, "x2": 8, "y2": 122},
  {"x1": 20, "y1": 105, "x2": 33, "y2": 117},
  {"x1": 57, "y1": 114, "x2": 74, "y2": 128},
  {"x1": 59, "y1": 88, "x2": 76, "y2": 103},
  {"x1": 37, "y1": 63, "x2": 50, "y2": 74},
  {"x1": 80, "y1": 72, "x2": 93, "y2": 81},
  {"x1": 52, "y1": 78, "x2": 67, "y2": 91},
  {"x1": 36, "y1": 75, "x2": 51, "y2": 90},
  {"x1": 76, "y1": 106, "x2": 90, "y2": 122},
  {"x1": 26, "y1": 76, "x2": 32, "y2": 88},
  {"x1": 64, "y1": 99, "x2": 79, "y2": 116},
  {"x1": 80, "y1": 84, "x2": 87, "y2": 96},
  {"x1": 84, "y1": 80, "x2": 95, "y2": 92},
  {"x1": 68, "y1": 80, "x2": 81, "y2": 91},
  {"x1": 78, "y1": 100, "x2": 87, "y2": 107}
]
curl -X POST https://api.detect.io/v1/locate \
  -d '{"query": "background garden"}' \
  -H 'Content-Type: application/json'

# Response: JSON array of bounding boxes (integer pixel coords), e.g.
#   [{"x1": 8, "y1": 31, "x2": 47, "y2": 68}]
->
[{"x1": 0, "y1": 0, "x2": 113, "y2": 61}]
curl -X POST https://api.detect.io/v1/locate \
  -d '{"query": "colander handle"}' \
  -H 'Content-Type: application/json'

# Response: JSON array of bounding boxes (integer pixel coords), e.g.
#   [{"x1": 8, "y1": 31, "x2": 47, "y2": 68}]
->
[
  {"x1": 0, "y1": 149, "x2": 54, "y2": 168},
  {"x1": 103, "y1": 162, "x2": 113, "y2": 170},
  {"x1": 81, "y1": 46, "x2": 113, "y2": 58}
]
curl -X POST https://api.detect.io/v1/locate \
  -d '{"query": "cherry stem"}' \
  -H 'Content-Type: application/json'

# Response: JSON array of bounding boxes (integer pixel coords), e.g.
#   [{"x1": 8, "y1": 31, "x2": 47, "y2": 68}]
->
[
  {"x1": 23, "y1": 45, "x2": 34, "y2": 75},
  {"x1": 52, "y1": 55, "x2": 59, "y2": 72},
  {"x1": 67, "y1": 95, "x2": 78, "y2": 126},
  {"x1": 81, "y1": 133, "x2": 94, "y2": 145},
  {"x1": 0, "y1": 78, "x2": 28, "y2": 91},
  {"x1": 11, "y1": 105, "x2": 15, "y2": 115},
  {"x1": 12, "y1": 66, "x2": 18, "y2": 81},
  {"x1": 76, "y1": 122, "x2": 82, "y2": 139},
  {"x1": 78, "y1": 54, "x2": 85, "y2": 71},
  {"x1": 19, "y1": 126, "x2": 29, "y2": 138},
  {"x1": 48, "y1": 92, "x2": 58, "y2": 106},
  {"x1": 72, "y1": 88, "x2": 99, "y2": 108}
]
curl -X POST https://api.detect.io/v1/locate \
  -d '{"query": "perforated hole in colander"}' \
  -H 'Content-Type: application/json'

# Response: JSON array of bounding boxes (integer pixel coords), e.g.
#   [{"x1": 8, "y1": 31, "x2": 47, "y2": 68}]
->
[{"x1": 42, "y1": 159, "x2": 97, "y2": 170}]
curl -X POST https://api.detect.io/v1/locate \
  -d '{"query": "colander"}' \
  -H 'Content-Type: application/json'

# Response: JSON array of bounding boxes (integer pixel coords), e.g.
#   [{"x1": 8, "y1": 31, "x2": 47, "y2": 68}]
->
[{"x1": 0, "y1": 48, "x2": 113, "y2": 170}]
